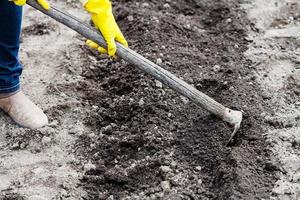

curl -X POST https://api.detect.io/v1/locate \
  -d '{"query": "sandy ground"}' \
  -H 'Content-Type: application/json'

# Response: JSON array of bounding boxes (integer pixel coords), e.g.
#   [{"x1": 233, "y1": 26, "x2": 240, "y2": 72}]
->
[
  {"x1": 244, "y1": 0, "x2": 300, "y2": 199},
  {"x1": 0, "y1": 0, "x2": 299, "y2": 199},
  {"x1": 0, "y1": 1, "x2": 89, "y2": 199}
]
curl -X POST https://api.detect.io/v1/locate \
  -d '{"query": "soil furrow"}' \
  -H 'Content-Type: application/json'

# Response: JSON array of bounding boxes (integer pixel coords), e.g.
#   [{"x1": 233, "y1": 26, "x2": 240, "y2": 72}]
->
[{"x1": 72, "y1": 0, "x2": 277, "y2": 199}]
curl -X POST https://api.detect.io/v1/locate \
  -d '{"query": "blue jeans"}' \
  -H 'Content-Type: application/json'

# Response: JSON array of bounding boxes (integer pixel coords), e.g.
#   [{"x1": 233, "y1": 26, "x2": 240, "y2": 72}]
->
[{"x1": 0, "y1": 1, "x2": 22, "y2": 94}]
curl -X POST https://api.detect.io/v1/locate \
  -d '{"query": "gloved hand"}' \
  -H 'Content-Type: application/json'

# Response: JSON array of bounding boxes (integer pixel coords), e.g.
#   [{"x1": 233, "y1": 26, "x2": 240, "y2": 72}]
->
[
  {"x1": 11, "y1": 0, "x2": 50, "y2": 10},
  {"x1": 82, "y1": 0, "x2": 128, "y2": 57}
]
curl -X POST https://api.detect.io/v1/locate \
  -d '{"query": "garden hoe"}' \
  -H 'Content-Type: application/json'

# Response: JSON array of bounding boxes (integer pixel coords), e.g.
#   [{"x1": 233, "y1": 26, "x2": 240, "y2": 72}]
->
[{"x1": 27, "y1": 0, "x2": 243, "y2": 146}]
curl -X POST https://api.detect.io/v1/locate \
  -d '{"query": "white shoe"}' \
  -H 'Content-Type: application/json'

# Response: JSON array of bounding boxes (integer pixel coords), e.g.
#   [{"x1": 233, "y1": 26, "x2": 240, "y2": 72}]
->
[{"x1": 0, "y1": 91, "x2": 48, "y2": 129}]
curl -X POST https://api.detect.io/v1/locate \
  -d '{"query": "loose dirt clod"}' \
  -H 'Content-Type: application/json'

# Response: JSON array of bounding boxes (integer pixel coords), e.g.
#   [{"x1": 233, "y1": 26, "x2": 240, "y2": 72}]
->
[
  {"x1": 161, "y1": 181, "x2": 171, "y2": 191},
  {"x1": 160, "y1": 165, "x2": 172, "y2": 173}
]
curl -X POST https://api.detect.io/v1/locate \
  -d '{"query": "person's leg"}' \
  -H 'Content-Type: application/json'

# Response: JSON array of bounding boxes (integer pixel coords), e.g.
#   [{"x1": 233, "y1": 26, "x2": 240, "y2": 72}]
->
[
  {"x1": 0, "y1": 0, "x2": 23, "y2": 94},
  {"x1": 0, "y1": 1, "x2": 48, "y2": 129}
]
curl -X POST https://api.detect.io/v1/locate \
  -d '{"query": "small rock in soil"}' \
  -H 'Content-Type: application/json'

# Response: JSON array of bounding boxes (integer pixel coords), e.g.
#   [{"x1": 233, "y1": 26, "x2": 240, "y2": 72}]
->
[
  {"x1": 48, "y1": 120, "x2": 58, "y2": 127},
  {"x1": 213, "y1": 65, "x2": 221, "y2": 72},
  {"x1": 92, "y1": 105, "x2": 99, "y2": 109},
  {"x1": 41, "y1": 136, "x2": 51, "y2": 145},
  {"x1": 161, "y1": 180, "x2": 171, "y2": 191},
  {"x1": 84, "y1": 162, "x2": 96, "y2": 171},
  {"x1": 197, "y1": 178, "x2": 203, "y2": 185},
  {"x1": 107, "y1": 195, "x2": 114, "y2": 200},
  {"x1": 156, "y1": 58, "x2": 163, "y2": 64},
  {"x1": 20, "y1": 142, "x2": 27, "y2": 149},
  {"x1": 195, "y1": 166, "x2": 202, "y2": 171},
  {"x1": 127, "y1": 15, "x2": 134, "y2": 22},
  {"x1": 89, "y1": 133, "x2": 96, "y2": 138},
  {"x1": 11, "y1": 142, "x2": 20, "y2": 149},
  {"x1": 226, "y1": 18, "x2": 232, "y2": 23},
  {"x1": 160, "y1": 166, "x2": 172, "y2": 173},
  {"x1": 163, "y1": 3, "x2": 170, "y2": 9},
  {"x1": 139, "y1": 98, "x2": 145, "y2": 106},
  {"x1": 142, "y1": 2, "x2": 149, "y2": 8},
  {"x1": 170, "y1": 161, "x2": 177, "y2": 167},
  {"x1": 180, "y1": 96, "x2": 189, "y2": 104},
  {"x1": 155, "y1": 80, "x2": 163, "y2": 88},
  {"x1": 101, "y1": 125, "x2": 113, "y2": 134}
]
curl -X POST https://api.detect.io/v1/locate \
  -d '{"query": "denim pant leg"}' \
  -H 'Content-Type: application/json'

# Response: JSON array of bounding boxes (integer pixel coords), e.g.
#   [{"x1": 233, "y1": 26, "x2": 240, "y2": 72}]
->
[{"x1": 0, "y1": 1, "x2": 23, "y2": 94}]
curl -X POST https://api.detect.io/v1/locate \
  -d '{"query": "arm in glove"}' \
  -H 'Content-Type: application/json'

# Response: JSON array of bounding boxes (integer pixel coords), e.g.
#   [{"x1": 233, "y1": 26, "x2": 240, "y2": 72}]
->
[
  {"x1": 82, "y1": 0, "x2": 128, "y2": 57},
  {"x1": 11, "y1": 0, "x2": 50, "y2": 10}
]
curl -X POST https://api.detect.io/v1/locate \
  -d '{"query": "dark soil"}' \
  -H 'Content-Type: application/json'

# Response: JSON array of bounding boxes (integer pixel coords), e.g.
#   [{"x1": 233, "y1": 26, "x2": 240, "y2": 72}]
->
[
  {"x1": 0, "y1": 192, "x2": 24, "y2": 200},
  {"x1": 55, "y1": 0, "x2": 277, "y2": 199},
  {"x1": 22, "y1": 22, "x2": 56, "y2": 36}
]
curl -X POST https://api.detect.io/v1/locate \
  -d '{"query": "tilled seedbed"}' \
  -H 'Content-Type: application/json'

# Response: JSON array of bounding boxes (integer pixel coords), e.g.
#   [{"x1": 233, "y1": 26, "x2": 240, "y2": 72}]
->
[
  {"x1": 3, "y1": 0, "x2": 294, "y2": 199},
  {"x1": 62, "y1": 0, "x2": 278, "y2": 199}
]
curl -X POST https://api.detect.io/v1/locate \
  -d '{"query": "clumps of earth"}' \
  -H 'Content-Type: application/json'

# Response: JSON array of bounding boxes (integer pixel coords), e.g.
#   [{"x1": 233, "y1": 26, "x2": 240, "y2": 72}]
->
[
  {"x1": 1, "y1": 0, "x2": 299, "y2": 199},
  {"x1": 61, "y1": 0, "x2": 278, "y2": 199}
]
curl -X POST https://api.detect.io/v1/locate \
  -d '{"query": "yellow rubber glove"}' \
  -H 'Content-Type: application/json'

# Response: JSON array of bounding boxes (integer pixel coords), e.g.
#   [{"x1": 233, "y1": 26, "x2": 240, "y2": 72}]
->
[
  {"x1": 11, "y1": 0, "x2": 50, "y2": 10},
  {"x1": 82, "y1": 0, "x2": 128, "y2": 57}
]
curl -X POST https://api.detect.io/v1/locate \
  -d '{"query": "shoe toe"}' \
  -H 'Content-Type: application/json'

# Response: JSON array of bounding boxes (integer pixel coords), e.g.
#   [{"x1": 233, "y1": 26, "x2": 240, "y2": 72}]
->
[
  {"x1": 27, "y1": 112, "x2": 49, "y2": 129},
  {"x1": 1, "y1": 91, "x2": 49, "y2": 129}
]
